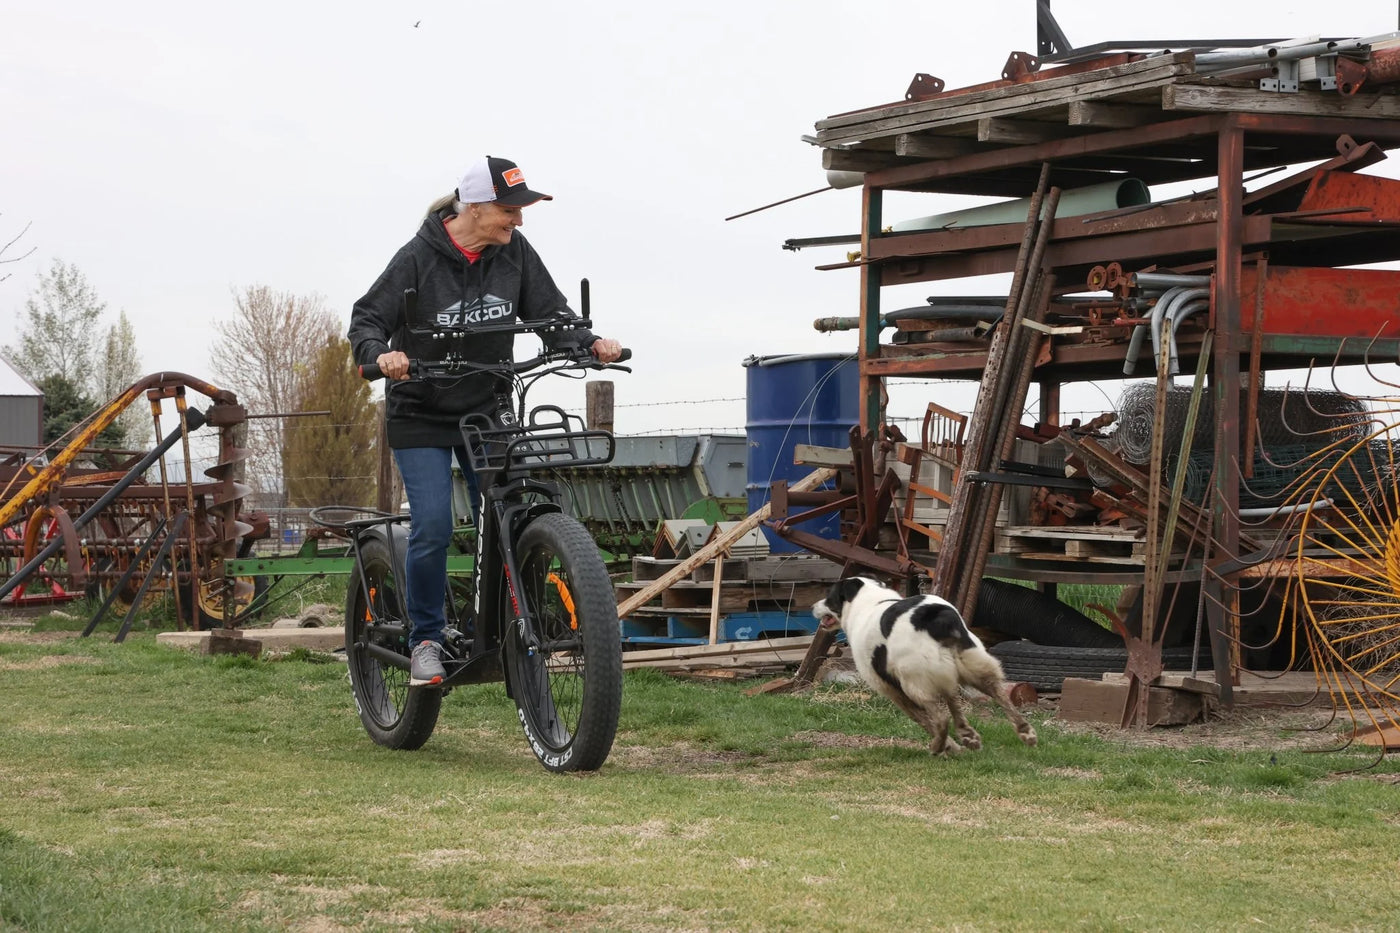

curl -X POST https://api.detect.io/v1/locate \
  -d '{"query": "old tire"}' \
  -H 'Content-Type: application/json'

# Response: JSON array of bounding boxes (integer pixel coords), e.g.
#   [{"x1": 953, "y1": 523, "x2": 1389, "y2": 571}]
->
[{"x1": 988, "y1": 641, "x2": 1211, "y2": 693}]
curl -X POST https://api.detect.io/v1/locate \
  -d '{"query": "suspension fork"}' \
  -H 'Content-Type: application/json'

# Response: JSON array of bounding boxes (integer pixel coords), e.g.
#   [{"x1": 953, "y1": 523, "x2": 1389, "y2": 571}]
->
[{"x1": 494, "y1": 498, "x2": 542, "y2": 653}]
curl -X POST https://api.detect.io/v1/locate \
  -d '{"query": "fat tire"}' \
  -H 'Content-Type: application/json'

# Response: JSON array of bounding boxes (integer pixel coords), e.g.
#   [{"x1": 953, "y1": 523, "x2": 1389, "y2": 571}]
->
[
  {"x1": 505, "y1": 512, "x2": 622, "y2": 772},
  {"x1": 345, "y1": 530, "x2": 441, "y2": 750},
  {"x1": 988, "y1": 641, "x2": 1210, "y2": 692}
]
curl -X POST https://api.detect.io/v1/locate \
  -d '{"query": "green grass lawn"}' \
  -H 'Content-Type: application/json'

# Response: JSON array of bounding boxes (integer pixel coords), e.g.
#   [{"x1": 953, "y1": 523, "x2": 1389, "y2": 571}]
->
[{"x1": 1, "y1": 625, "x2": 1397, "y2": 932}]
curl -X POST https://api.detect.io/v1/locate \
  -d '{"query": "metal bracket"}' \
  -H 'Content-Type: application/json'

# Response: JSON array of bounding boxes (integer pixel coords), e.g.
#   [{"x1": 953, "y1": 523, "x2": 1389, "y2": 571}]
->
[
  {"x1": 905, "y1": 73, "x2": 945, "y2": 101},
  {"x1": 1316, "y1": 53, "x2": 1338, "y2": 91},
  {"x1": 1260, "y1": 57, "x2": 1300, "y2": 93},
  {"x1": 1002, "y1": 51, "x2": 1042, "y2": 82}
]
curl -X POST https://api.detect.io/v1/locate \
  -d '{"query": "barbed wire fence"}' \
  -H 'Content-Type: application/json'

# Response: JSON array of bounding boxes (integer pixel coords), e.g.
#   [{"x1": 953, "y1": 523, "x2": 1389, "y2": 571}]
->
[{"x1": 227, "y1": 380, "x2": 1123, "y2": 554}]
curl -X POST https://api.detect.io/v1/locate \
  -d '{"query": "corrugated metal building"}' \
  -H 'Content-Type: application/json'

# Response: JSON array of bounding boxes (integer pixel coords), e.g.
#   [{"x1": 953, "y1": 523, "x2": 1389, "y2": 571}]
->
[{"x1": 0, "y1": 354, "x2": 43, "y2": 448}]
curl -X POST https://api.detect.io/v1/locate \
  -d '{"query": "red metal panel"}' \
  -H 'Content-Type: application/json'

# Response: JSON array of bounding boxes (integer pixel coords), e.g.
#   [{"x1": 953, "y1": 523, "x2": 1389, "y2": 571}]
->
[
  {"x1": 1240, "y1": 265, "x2": 1400, "y2": 339},
  {"x1": 1298, "y1": 170, "x2": 1400, "y2": 222}
]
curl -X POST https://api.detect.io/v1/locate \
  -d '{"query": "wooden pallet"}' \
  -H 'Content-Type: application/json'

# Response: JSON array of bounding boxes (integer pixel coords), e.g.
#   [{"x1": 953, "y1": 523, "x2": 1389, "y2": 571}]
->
[{"x1": 994, "y1": 525, "x2": 1145, "y2": 563}]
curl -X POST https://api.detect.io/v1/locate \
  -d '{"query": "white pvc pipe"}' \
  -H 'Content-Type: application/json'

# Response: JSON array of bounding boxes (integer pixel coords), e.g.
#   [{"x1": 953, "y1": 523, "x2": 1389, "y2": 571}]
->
[
  {"x1": 888, "y1": 179, "x2": 1151, "y2": 232},
  {"x1": 825, "y1": 170, "x2": 866, "y2": 190}
]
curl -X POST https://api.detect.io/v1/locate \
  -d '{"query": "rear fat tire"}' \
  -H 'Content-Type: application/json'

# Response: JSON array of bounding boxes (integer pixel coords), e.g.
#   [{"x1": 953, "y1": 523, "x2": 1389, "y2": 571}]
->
[
  {"x1": 345, "y1": 531, "x2": 441, "y2": 750},
  {"x1": 505, "y1": 512, "x2": 622, "y2": 772}
]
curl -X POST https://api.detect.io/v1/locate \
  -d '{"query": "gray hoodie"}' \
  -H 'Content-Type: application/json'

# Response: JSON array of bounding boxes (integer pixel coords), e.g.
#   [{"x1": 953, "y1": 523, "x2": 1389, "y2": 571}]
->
[{"x1": 348, "y1": 210, "x2": 594, "y2": 448}]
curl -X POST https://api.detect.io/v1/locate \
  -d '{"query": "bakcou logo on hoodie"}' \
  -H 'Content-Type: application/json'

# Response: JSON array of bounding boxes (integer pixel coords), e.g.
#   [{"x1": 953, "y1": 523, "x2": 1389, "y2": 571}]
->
[{"x1": 436, "y1": 293, "x2": 513, "y2": 327}]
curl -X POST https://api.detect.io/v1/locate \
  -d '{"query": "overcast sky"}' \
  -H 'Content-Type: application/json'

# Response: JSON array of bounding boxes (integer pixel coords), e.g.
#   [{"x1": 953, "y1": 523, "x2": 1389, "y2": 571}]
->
[{"x1": 4, "y1": 1, "x2": 1397, "y2": 437}]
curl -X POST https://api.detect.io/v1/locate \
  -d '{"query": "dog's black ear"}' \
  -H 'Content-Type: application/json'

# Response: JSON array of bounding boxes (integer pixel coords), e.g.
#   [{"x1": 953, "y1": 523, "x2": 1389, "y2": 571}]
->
[
  {"x1": 822, "y1": 577, "x2": 861, "y2": 615},
  {"x1": 821, "y1": 579, "x2": 846, "y2": 614},
  {"x1": 838, "y1": 577, "x2": 866, "y2": 605}
]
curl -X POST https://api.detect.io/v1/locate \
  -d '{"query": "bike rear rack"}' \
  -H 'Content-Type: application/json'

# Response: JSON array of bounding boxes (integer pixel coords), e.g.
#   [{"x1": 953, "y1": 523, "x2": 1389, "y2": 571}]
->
[
  {"x1": 460, "y1": 405, "x2": 615, "y2": 474},
  {"x1": 308, "y1": 506, "x2": 410, "y2": 538}
]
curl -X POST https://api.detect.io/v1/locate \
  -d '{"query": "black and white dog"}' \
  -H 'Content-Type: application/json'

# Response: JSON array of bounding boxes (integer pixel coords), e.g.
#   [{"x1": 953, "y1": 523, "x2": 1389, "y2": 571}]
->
[{"x1": 813, "y1": 576, "x2": 1037, "y2": 755}]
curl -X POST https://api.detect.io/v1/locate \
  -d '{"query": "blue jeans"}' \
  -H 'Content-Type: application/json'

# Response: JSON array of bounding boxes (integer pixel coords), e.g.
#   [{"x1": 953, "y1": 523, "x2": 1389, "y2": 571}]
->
[{"x1": 393, "y1": 446, "x2": 477, "y2": 646}]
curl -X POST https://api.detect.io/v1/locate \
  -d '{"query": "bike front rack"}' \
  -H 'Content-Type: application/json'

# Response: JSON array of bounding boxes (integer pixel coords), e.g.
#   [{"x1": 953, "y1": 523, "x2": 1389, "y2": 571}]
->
[{"x1": 460, "y1": 405, "x2": 615, "y2": 476}]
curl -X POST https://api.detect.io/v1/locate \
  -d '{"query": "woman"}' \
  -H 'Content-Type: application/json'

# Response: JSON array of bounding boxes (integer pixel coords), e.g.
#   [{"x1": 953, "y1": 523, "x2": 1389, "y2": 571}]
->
[{"x1": 348, "y1": 155, "x2": 623, "y2": 686}]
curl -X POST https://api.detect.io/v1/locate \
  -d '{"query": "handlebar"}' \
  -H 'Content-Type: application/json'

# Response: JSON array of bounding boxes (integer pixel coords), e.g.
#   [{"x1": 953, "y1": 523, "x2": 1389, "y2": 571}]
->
[{"x1": 359, "y1": 345, "x2": 631, "y2": 382}]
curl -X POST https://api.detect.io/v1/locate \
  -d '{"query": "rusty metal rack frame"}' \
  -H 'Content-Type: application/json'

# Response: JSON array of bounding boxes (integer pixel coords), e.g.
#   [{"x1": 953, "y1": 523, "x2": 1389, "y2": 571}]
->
[{"x1": 804, "y1": 45, "x2": 1400, "y2": 711}]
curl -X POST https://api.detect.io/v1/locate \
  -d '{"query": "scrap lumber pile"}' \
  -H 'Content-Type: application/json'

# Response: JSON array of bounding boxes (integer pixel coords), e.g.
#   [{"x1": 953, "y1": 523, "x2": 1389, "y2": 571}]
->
[{"x1": 614, "y1": 468, "x2": 844, "y2": 673}]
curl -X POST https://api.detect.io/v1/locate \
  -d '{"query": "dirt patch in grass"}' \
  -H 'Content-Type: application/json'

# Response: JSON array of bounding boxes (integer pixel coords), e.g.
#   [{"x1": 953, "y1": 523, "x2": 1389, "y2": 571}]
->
[
  {"x1": 0, "y1": 627, "x2": 82, "y2": 644},
  {"x1": 789, "y1": 729, "x2": 923, "y2": 752},
  {"x1": 0, "y1": 653, "x2": 100, "y2": 671},
  {"x1": 610, "y1": 741, "x2": 756, "y2": 773},
  {"x1": 1048, "y1": 706, "x2": 1347, "y2": 752}
]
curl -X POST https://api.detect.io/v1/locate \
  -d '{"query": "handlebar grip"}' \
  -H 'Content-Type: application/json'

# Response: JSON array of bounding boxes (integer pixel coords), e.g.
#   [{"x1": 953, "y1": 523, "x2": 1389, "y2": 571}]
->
[
  {"x1": 616, "y1": 348, "x2": 632, "y2": 362},
  {"x1": 359, "y1": 362, "x2": 384, "y2": 380}
]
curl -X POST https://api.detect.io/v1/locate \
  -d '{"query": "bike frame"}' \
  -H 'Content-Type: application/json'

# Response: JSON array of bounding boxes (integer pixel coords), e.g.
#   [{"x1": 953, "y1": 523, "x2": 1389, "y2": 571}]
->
[
  {"x1": 445, "y1": 404, "x2": 614, "y2": 689},
  {"x1": 344, "y1": 316, "x2": 623, "y2": 692}
]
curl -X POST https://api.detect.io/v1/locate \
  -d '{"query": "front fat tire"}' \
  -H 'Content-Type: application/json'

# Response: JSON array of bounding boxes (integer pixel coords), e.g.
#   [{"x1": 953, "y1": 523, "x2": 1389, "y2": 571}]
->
[
  {"x1": 345, "y1": 531, "x2": 441, "y2": 750},
  {"x1": 506, "y1": 512, "x2": 622, "y2": 772}
]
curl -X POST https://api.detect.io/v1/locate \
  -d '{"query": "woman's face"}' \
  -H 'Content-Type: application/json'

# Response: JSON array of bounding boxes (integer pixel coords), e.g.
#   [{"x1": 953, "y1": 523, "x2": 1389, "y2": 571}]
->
[{"x1": 475, "y1": 201, "x2": 523, "y2": 245}]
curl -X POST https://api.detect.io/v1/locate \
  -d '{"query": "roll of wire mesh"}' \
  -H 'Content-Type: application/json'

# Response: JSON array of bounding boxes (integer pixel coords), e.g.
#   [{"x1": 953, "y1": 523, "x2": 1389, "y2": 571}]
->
[
  {"x1": 1112, "y1": 383, "x2": 1372, "y2": 467},
  {"x1": 1176, "y1": 440, "x2": 1394, "y2": 507}
]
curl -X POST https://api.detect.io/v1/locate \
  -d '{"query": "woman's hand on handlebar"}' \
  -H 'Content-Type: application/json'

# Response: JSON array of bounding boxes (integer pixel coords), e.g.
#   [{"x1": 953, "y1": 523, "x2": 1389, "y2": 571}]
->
[
  {"x1": 590, "y1": 337, "x2": 629, "y2": 364},
  {"x1": 376, "y1": 350, "x2": 411, "y2": 381}
]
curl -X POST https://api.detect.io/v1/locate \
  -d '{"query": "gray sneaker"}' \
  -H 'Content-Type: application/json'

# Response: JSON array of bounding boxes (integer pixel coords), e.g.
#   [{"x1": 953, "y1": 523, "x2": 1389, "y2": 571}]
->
[{"x1": 410, "y1": 640, "x2": 446, "y2": 686}]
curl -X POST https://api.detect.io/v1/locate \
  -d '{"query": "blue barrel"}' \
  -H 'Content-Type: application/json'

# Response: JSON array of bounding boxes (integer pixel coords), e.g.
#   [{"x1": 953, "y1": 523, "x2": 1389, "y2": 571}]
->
[{"x1": 743, "y1": 353, "x2": 858, "y2": 552}]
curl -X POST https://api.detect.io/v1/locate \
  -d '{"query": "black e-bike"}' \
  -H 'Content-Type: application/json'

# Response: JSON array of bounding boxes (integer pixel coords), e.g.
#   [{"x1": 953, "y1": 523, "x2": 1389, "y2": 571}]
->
[{"x1": 317, "y1": 305, "x2": 629, "y2": 772}]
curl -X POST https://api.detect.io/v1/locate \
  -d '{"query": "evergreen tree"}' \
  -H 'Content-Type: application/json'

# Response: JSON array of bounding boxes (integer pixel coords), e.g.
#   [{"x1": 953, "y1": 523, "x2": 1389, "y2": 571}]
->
[
  {"x1": 283, "y1": 337, "x2": 378, "y2": 508},
  {"x1": 37, "y1": 373, "x2": 127, "y2": 450}
]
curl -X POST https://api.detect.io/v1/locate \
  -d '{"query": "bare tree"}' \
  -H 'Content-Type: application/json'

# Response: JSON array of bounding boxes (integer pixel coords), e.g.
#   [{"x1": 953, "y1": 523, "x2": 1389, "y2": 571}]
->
[
  {"x1": 96, "y1": 309, "x2": 151, "y2": 447},
  {"x1": 4, "y1": 259, "x2": 105, "y2": 387},
  {"x1": 0, "y1": 213, "x2": 35, "y2": 285},
  {"x1": 209, "y1": 286, "x2": 338, "y2": 500}
]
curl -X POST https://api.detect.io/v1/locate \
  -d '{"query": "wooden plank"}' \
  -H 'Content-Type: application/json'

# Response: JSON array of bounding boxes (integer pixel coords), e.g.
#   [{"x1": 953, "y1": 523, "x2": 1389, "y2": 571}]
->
[
  {"x1": 1067, "y1": 100, "x2": 1162, "y2": 128},
  {"x1": 622, "y1": 649, "x2": 810, "y2": 672},
  {"x1": 631, "y1": 556, "x2": 683, "y2": 581},
  {"x1": 1163, "y1": 83, "x2": 1400, "y2": 119},
  {"x1": 621, "y1": 635, "x2": 815, "y2": 663},
  {"x1": 820, "y1": 148, "x2": 905, "y2": 174},
  {"x1": 894, "y1": 133, "x2": 982, "y2": 158},
  {"x1": 998, "y1": 525, "x2": 1142, "y2": 543},
  {"x1": 1058, "y1": 677, "x2": 1204, "y2": 724},
  {"x1": 793, "y1": 444, "x2": 853, "y2": 468},
  {"x1": 708, "y1": 545, "x2": 726, "y2": 644},
  {"x1": 816, "y1": 54, "x2": 1192, "y2": 132},
  {"x1": 615, "y1": 468, "x2": 837, "y2": 619},
  {"x1": 977, "y1": 116, "x2": 1076, "y2": 145},
  {"x1": 693, "y1": 555, "x2": 842, "y2": 583},
  {"x1": 816, "y1": 58, "x2": 1196, "y2": 146}
]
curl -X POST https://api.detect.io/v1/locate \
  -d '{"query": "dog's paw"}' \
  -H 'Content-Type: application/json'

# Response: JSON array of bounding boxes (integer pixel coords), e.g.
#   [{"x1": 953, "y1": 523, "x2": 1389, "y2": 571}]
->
[
  {"x1": 931, "y1": 738, "x2": 964, "y2": 757},
  {"x1": 1018, "y1": 724, "x2": 1039, "y2": 747},
  {"x1": 957, "y1": 728, "x2": 983, "y2": 751}
]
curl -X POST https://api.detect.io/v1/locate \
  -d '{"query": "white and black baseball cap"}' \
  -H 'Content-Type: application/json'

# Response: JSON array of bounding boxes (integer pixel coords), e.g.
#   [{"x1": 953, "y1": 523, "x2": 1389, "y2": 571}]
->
[{"x1": 456, "y1": 156, "x2": 553, "y2": 207}]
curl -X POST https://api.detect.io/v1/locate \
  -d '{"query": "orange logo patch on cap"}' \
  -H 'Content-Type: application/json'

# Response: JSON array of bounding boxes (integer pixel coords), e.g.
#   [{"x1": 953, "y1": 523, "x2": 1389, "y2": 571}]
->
[{"x1": 502, "y1": 168, "x2": 526, "y2": 187}]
